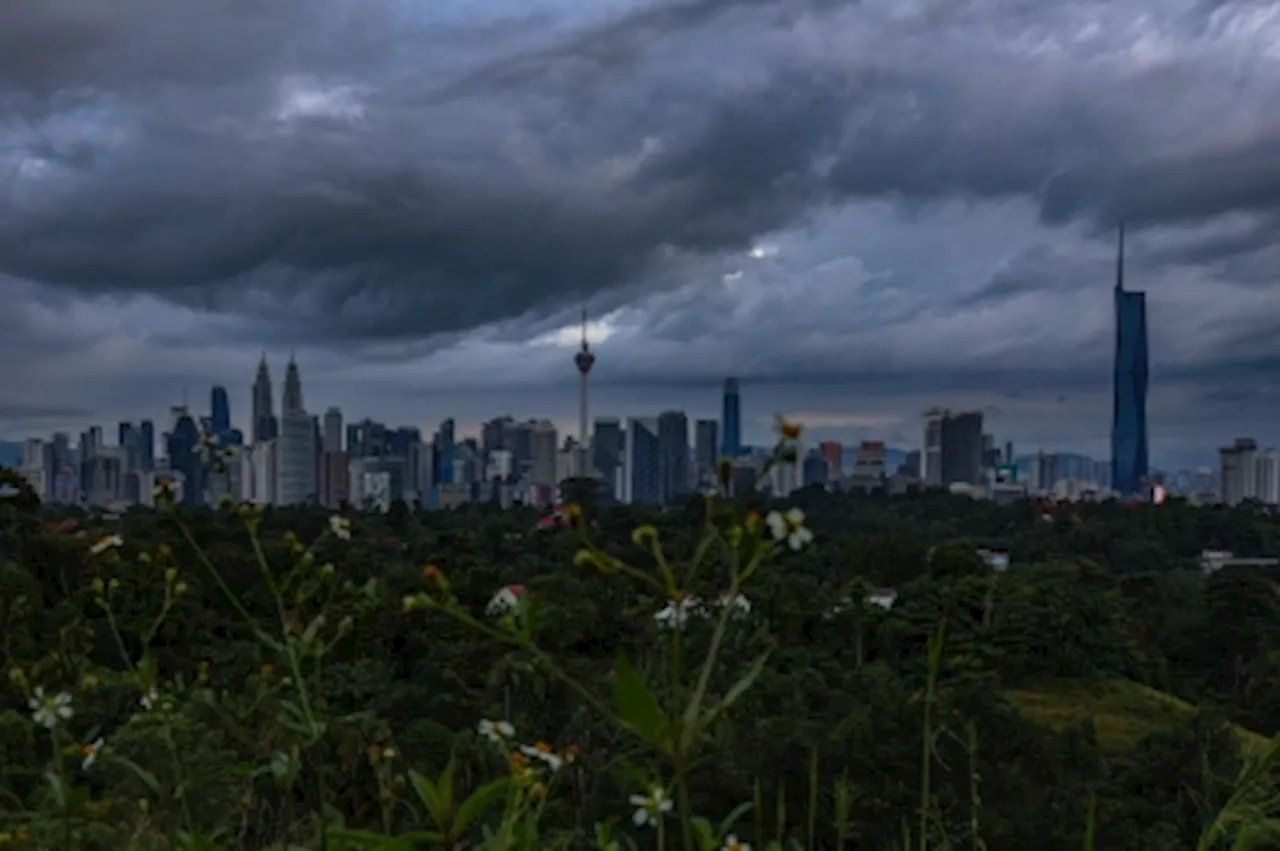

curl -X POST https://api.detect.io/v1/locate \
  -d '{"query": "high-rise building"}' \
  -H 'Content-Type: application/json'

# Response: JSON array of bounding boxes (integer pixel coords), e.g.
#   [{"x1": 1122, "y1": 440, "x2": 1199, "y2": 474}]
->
[
  {"x1": 592, "y1": 417, "x2": 623, "y2": 485},
  {"x1": 210, "y1": 385, "x2": 231, "y2": 435},
  {"x1": 283, "y1": 354, "x2": 303, "y2": 413},
  {"x1": 1110, "y1": 224, "x2": 1150, "y2": 498},
  {"x1": 276, "y1": 357, "x2": 316, "y2": 505},
  {"x1": 657, "y1": 410, "x2": 690, "y2": 503},
  {"x1": 166, "y1": 408, "x2": 203, "y2": 507},
  {"x1": 940, "y1": 412, "x2": 984, "y2": 487},
  {"x1": 1255, "y1": 450, "x2": 1280, "y2": 506},
  {"x1": 252, "y1": 355, "x2": 277, "y2": 443},
  {"x1": 435, "y1": 419, "x2": 456, "y2": 485},
  {"x1": 1219, "y1": 438, "x2": 1259, "y2": 506},
  {"x1": 922, "y1": 409, "x2": 946, "y2": 487},
  {"x1": 323, "y1": 408, "x2": 343, "y2": 453},
  {"x1": 573, "y1": 308, "x2": 597, "y2": 477},
  {"x1": 694, "y1": 419, "x2": 719, "y2": 483},
  {"x1": 528, "y1": 420, "x2": 559, "y2": 487},
  {"x1": 819, "y1": 441, "x2": 843, "y2": 476},
  {"x1": 624, "y1": 417, "x2": 661, "y2": 505},
  {"x1": 138, "y1": 421, "x2": 155, "y2": 471},
  {"x1": 721, "y1": 378, "x2": 741, "y2": 458}
]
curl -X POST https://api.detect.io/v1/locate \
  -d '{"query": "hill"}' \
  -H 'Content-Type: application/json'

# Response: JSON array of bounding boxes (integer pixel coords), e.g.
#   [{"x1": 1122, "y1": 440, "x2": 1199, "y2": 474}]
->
[{"x1": 1009, "y1": 677, "x2": 1269, "y2": 754}]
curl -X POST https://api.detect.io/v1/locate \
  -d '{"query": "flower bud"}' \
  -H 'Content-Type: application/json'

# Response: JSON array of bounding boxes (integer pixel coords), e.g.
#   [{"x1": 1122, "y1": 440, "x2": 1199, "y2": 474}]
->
[
  {"x1": 174, "y1": 582, "x2": 188, "y2": 596},
  {"x1": 164, "y1": 568, "x2": 178, "y2": 585},
  {"x1": 90, "y1": 578, "x2": 105, "y2": 596}
]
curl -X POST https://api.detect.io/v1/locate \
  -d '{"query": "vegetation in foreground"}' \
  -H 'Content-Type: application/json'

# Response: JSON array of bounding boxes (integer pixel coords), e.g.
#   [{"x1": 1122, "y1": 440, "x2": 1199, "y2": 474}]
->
[{"x1": 4, "y1": 427, "x2": 1280, "y2": 849}]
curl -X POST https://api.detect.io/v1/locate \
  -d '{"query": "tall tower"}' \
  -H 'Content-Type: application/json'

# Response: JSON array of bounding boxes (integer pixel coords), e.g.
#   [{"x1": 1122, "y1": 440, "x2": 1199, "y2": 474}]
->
[
  {"x1": 252, "y1": 354, "x2": 276, "y2": 444},
  {"x1": 721, "y1": 378, "x2": 741, "y2": 458},
  {"x1": 283, "y1": 351, "x2": 304, "y2": 414},
  {"x1": 1110, "y1": 222, "x2": 1150, "y2": 498},
  {"x1": 573, "y1": 308, "x2": 596, "y2": 476}
]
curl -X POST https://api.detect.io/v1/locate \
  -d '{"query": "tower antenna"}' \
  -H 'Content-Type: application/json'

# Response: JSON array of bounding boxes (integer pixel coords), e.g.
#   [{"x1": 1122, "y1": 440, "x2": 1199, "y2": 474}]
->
[{"x1": 1115, "y1": 222, "x2": 1125, "y2": 292}]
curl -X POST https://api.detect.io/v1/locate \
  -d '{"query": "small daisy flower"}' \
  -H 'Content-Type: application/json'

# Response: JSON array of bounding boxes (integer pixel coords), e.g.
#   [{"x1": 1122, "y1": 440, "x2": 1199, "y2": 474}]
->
[
  {"x1": 28, "y1": 688, "x2": 74, "y2": 729},
  {"x1": 139, "y1": 688, "x2": 159, "y2": 712},
  {"x1": 653, "y1": 595, "x2": 703, "y2": 631},
  {"x1": 89, "y1": 534, "x2": 123, "y2": 555},
  {"x1": 719, "y1": 593, "x2": 752, "y2": 617},
  {"x1": 765, "y1": 508, "x2": 813, "y2": 551},
  {"x1": 485, "y1": 584, "x2": 525, "y2": 616},
  {"x1": 81, "y1": 737, "x2": 105, "y2": 770},
  {"x1": 477, "y1": 718, "x2": 515, "y2": 743},
  {"x1": 722, "y1": 835, "x2": 751, "y2": 851},
  {"x1": 328, "y1": 515, "x2": 352, "y2": 540},
  {"x1": 629, "y1": 785, "x2": 674, "y2": 828},
  {"x1": 519, "y1": 741, "x2": 563, "y2": 772}
]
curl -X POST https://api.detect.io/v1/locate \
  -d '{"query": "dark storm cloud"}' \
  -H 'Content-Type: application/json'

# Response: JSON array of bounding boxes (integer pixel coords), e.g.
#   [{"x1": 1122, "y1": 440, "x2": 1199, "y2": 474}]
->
[{"x1": 1, "y1": 0, "x2": 1279, "y2": 349}]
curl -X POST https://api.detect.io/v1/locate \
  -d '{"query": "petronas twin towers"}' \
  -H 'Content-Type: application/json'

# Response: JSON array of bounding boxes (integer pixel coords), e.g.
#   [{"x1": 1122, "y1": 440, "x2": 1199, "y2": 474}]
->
[{"x1": 249, "y1": 353, "x2": 316, "y2": 505}]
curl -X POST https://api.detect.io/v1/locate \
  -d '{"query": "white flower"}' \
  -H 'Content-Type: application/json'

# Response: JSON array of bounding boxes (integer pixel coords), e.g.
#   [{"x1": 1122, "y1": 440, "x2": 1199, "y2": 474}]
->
[
  {"x1": 328, "y1": 515, "x2": 352, "y2": 540},
  {"x1": 653, "y1": 595, "x2": 704, "y2": 631},
  {"x1": 28, "y1": 688, "x2": 74, "y2": 729},
  {"x1": 721, "y1": 835, "x2": 751, "y2": 851},
  {"x1": 629, "y1": 785, "x2": 673, "y2": 828},
  {"x1": 89, "y1": 534, "x2": 123, "y2": 555},
  {"x1": 485, "y1": 585, "x2": 525, "y2": 616},
  {"x1": 519, "y1": 741, "x2": 564, "y2": 772},
  {"x1": 139, "y1": 688, "x2": 159, "y2": 712},
  {"x1": 718, "y1": 593, "x2": 752, "y2": 617},
  {"x1": 81, "y1": 737, "x2": 105, "y2": 770},
  {"x1": 477, "y1": 718, "x2": 515, "y2": 743},
  {"x1": 0, "y1": 483, "x2": 19, "y2": 499},
  {"x1": 765, "y1": 508, "x2": 813, "y2": 551}
]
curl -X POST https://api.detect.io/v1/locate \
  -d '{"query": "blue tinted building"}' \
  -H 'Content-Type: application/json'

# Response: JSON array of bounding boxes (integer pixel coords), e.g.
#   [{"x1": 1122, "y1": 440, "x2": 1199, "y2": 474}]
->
[
  {"x1": 721, "y1": 378, "x2": 741, "y2": 458},
  {"x1": 1110, "y1": 225, "x2": 1149, "y2": 498},
  {"x1": 624, "y1": 417, "x2": 662, "y2": 505}
]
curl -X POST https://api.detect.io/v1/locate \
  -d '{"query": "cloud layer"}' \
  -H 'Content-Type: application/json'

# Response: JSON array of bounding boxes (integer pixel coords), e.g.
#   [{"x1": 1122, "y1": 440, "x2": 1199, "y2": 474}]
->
[{"x1": 2, "y1": 0, "x2": 1279, "y2": 465}]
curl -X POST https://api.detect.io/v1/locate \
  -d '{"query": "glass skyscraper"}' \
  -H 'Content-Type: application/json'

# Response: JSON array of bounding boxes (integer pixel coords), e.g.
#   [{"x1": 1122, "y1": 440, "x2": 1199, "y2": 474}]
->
[
  {"x1": 721, "y1": 378, "x2": 741, "y2": 458},
  {"x1": 1110, "y1": 224, "x2": 1149, "y2": 498}
]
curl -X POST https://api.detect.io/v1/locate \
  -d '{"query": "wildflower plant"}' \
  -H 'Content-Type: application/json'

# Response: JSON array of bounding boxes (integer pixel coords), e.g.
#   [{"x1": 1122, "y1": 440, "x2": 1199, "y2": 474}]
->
[{"x1": 404, "y1": 416, "x2": 814, "y2": 850}]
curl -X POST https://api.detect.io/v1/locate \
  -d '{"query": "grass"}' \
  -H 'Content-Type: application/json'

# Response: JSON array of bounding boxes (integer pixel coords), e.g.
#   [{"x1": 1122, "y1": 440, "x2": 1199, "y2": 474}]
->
[{"x1": 1007, "y1": 678, "x2": 1269, "y2": 754}]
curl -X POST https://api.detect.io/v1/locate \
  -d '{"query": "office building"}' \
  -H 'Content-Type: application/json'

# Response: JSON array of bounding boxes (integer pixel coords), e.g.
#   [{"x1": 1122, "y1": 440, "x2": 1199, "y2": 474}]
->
[
  {"x1": 721, "y1": 378, "x2": 741, "y2": 458},
  {"x1": 624, "y1": 417, "x2": 662, "y2": 505},
  {"x1": 252, "y1": 355, "x2": 277, "y2": 443},
  {"x1": 1111, "y1": 224, "x2": 1150, "y2": 498},
  {"x1": 694, "y1": 419, "x2": 719, "y2": 484},
  {"x1": 657, "y1": 410, "x2": 690, "y2": 503},
  {"x1": 940, "y1": 412, "x2": 984, "y2": 487},
  {"x1": 1220, "y1": 438, "x2": 1259, "y2": 506}
]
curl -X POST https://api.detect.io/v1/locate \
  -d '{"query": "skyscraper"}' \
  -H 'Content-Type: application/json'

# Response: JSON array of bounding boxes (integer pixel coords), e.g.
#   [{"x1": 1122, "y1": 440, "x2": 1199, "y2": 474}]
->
[
  {"x1": 276, "y1": 356, "x2": 316, "y2": 505},
  {"x1": 210, "y1": 385, "x2": 230, "y2": 435},
  {"x1": 694, "y1": 419, "x2": 718, "y2": 483},
  {"x1": 721, "y1": 378, "x2": 741, "y2": 458},
  {"x1": 283, "y1": 353, "x2": 304, "y2": 413},
  {"x1": 1110, "y1": 224, "x2": 1150, "y2": 498},
  {"x1": 252, "y1": 355, "x2": 277, "y2": 443},
  {"x1": 624, "y1": 417, "x2": 661, "y2": 505},
  {"x1": 657, "y1": 410, "x2": 690, "y2": 503}
]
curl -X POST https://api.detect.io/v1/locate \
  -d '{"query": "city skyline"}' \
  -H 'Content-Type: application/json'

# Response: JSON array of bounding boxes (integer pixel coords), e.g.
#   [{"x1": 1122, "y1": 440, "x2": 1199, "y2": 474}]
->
[{"x1": 3, "y1": 1, "x2": 1280, "y2": 467}]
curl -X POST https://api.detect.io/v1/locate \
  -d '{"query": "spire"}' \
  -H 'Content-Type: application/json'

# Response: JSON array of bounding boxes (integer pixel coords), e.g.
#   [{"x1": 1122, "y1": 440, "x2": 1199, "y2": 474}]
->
[
  {"x1": 580, "y1": 307, "x2": 589, "y2": 350},
  {"x1": 1115, "y1": 222, "x2": 1125, "y2": 292}
]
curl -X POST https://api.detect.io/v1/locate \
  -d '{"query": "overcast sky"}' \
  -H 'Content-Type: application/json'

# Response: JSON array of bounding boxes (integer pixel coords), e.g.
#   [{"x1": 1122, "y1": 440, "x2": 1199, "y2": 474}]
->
[{"x1": 2, "y1": 0, "x2": 1279, "y2": 468}]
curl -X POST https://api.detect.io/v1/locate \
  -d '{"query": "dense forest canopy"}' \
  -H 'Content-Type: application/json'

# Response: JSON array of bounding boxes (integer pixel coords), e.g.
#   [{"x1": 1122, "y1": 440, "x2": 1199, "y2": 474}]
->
[{"x1": 3, "y1": 463, "x2": 1280, "y2": 850}]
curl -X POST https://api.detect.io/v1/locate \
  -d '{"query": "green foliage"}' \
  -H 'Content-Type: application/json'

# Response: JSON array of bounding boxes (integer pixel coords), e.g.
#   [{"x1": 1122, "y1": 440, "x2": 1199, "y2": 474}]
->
[{"x1": 4, "y1": 455, "x2": 1280, "y2": 849}]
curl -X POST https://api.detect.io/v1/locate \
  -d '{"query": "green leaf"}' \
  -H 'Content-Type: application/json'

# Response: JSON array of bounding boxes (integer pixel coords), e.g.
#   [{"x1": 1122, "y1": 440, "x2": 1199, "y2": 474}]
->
[
  {"x1": 612, "y1": 652, "x2": 667, "y2": 748},
  {"x1": 718, "y1": 801, "x2": 755, "y2": 838},
  {"x1": 696, "y1": 649, "x2": 771, "y2": 731},
  {"x1": 108, "y1": 753, "x2": 163, "y2": 796},
  {"x1": 408, "y1": 769, "x2": 448, "y2": 827},
  {"x1": 453, "y1": 776, "x2": 512, "y2": 836}
]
